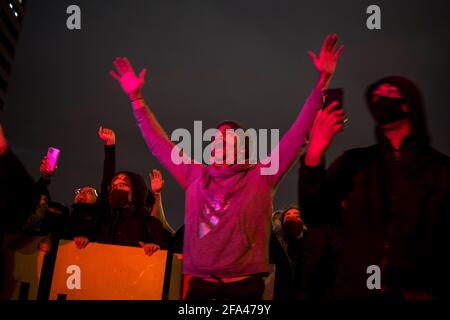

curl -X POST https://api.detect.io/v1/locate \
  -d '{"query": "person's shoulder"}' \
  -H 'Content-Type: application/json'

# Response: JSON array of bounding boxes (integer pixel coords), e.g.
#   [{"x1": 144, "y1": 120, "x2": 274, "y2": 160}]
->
[{"x1": 428, "y1": 147, "x2": 450, "y2": 169}]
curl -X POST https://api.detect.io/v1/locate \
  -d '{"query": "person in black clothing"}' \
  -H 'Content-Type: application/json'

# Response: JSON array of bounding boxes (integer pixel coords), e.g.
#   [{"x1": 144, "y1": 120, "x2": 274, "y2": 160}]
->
[
  {"x1": 23, "y1": 155, "x2": 59, "y2": 234},
  {"x1": 0, "y1": 124, "x2": 41, "y2": 293},
  {"x1": 298, "y1": 76, "x2": 450, "y2": 300},
  {"x1": 67, "y1": 186, "x2": 99, "y2": 249},
  {"x1": 14, "y1": 154, "x2": 71, "y2": 254},
  {"x1": 295, "y1": 224, "x2": 340, "y2": 300},
  {"x1": 75, "y1": 127, "x2": 169, "y2": 255},
  {"x1": 0, "y1": 125, "x2": 40, "y2": 232},
  {"x1": 269, "y1": 206, "x2": 306, "y2": 300}
]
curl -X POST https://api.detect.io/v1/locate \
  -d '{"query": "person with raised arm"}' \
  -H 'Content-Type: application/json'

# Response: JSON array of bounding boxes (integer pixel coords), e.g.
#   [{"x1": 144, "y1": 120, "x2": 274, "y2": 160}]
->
[{"x1": 110, "y1": 34, "x2": 343, "y2": 299}]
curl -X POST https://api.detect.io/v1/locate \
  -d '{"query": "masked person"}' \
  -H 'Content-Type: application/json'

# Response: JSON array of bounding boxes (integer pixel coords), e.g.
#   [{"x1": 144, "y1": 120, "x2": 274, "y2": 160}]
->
[
  {"x1": 68, "y1": 186, "x2": 100, "y2": 249},
  {"x1": 75, "y1": 127, "x2": 169, "y2": 254},
  {"x1": 298, "y1": 76, "x2": 450, "y2": 300},
  {"x1": 110, "y1": 34, "x2": 343, "y2": 299},
  {"x1": 270, "y1": 207, "x2": 306, "y2": 300}
]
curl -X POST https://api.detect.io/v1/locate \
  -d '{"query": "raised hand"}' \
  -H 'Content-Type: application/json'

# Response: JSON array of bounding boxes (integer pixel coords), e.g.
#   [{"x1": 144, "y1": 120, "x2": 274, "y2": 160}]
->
[
  {"x1": 139, "y1": 241, "x2": 160, "y2": 256},
  {"x1": 40, "y1": 156, "x2": 56, "y2": 180},
  {"x1": 98, "y1": 126, "x2": 116, "y2": 146},
  {"x1": 305, "y1": 102, "x2": 346, "y2": 166},
  {"x1": 150, "y1": 169, "x2": 164, "y2": 194},
  {"x1": 308, "y1": 34, "x2": 344, "y2": 87},
  {"x1": 110, "y1": 57, "x2": 147, "y2": 100}
]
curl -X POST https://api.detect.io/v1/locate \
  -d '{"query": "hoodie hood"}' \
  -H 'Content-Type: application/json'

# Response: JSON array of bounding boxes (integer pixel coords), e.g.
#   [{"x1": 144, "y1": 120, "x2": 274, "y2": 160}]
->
[
  {"x1": 366, "y1": 76, "x2": 430, "y2": 146},
  {"x1": 113, "y1": 171, "x2": 148, "y2": 208}
]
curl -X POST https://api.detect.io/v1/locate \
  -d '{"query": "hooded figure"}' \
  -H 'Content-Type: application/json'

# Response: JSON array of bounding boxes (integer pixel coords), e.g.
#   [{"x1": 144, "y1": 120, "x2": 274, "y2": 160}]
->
[
  {"x1": 366, "y1": 76, "x2": 430, "y2": 144},
  {"x1": 299, "y1": 76, "x2": 450, "y2": 300},
  {"x1": 95, "y1": 171, "x2": 169, "y2": 249},
  {"x1": 269, "y1": 207, "x2": 306, "y2": 300}
]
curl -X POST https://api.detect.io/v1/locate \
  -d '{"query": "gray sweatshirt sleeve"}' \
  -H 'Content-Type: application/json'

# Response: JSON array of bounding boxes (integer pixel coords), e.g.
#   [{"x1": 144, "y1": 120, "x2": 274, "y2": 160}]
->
[
  {"x1": 133, "y1": 103, "x2": 203, "y2": 189},
  {"x1": 264, "y1": 84, "x2": 324, "y2": 187}
]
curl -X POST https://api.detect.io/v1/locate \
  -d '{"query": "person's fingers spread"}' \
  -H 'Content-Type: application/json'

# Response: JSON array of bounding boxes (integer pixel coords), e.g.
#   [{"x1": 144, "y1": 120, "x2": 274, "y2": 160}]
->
[
  {"x1": 117, "y1": 58, "x2": 129, "y2": 75},
  {"x1": 307, "y1": 51, "x2": 317, "y2": 63},
  {"x1": 117, "y1": 58, "x2": 128, "y2": 75},
  {"x1": 335, "y1": 45, "x2": 344, "y2": 58},
  {"x1": 123, "y1": 57, "x2": 135, "y2": 74},
  {"x1": 329, "y1": 34, "x2": 338, "y2": 52},
  {"x1": 326, "y1": 34, "x2": 333, "y2": 51},
  {"x1": 321, "y1": 35, "x2": 330, "y2": 53},
  {"x1": 122, "y1": 57, "x2": 131, "y2": 71},
  {"x1": 109, "y1": 70, "x2": 121, "y2": 81},
  {"x1": 113, "y1": 59, "x2": 124, "y2": 75},
  {"x1": 139, "y1": 68, "x2": 147, "y2": 80}
]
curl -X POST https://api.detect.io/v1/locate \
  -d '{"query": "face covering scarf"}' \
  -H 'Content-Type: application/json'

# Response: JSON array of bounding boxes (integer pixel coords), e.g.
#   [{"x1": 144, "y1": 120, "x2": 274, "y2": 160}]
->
[{"x1": 370, "y1": 96, "x2": 409, "y2": 126}]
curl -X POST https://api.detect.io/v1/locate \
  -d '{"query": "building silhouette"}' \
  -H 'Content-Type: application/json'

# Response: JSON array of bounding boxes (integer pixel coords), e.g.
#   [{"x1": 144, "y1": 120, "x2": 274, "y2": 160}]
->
[{"x1": 0, "y1": 0, "x2": 26, "y2": 111}]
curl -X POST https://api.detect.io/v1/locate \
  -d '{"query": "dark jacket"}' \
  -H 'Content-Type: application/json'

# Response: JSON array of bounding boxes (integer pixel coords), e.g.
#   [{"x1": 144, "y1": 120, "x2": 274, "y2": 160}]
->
[
  {"x1": 269, "y1": 212, "x2": 304, "y2": 300},
  {"x1": 269, "y1": 232, "x2": 300, "y2": 300},
  {"x1": 0, "y1": 150, "x2": 39, "y2": 232},
  {"x1": 96, "y1": 208, "x2": 168, "y2": 248},
  {"x1": 298, "y1": 77, "x2": 450, "y2": 299},
  {"x1": 94, "y1": 146, "x2": 169, "y2": 248},
  {"x1": 68, "y1": 203, "x2": 100, "y2": 240},
  {"x1": 295, "y1": 225, "x2": 339, "y2": 300}
]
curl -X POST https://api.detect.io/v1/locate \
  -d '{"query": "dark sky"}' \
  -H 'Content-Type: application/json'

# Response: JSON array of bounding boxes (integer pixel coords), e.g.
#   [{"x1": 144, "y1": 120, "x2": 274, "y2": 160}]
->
[{"x1": 3, "y1": 0, "x2": 450, "y2": 229}]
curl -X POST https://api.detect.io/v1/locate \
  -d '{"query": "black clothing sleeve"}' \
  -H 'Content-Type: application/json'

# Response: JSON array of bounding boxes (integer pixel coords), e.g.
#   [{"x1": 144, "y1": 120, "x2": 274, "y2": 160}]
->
[{"x1": 0, "y1": 150, "x2": 39, "y2": 232}]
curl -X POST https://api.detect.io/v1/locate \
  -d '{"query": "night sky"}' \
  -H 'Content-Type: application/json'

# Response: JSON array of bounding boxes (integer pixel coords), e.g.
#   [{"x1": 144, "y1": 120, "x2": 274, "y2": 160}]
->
[{"x1": 3, "y1": 0, "x2": 450, "y2": 230}]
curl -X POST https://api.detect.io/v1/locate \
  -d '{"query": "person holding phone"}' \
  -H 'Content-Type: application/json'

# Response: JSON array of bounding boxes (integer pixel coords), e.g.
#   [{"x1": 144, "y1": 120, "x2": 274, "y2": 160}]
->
[{"x1": 298, "y1": 76, "x2": 450, "y2": 300}]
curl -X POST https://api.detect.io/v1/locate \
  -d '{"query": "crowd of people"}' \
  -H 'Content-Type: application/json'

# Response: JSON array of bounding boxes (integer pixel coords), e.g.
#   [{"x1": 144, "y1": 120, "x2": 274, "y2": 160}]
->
[{"x1": 0, "y1": 34, "x2": 448, "y2": 300}]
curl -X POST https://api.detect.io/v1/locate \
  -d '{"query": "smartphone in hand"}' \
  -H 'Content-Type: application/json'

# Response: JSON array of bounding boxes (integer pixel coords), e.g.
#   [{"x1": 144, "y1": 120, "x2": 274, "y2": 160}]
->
[
  {"x1": 46, "y1": 147, "x2": 60, "y2": 171},
  {"x1": 323, "y1": 88, "x2": 344, "y2": 110}
]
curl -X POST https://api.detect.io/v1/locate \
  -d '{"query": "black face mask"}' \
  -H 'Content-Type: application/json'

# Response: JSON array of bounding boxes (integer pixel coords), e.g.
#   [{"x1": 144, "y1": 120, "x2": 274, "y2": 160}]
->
[
  {"x1": 283, "y1": 220, "x2": 303, "y2": 238},
  {"x1": 370, "y1": 96, "x2": 409, "y2": 126},
  {"x1": 108, "y1": 189, "x2": 130, "y2": 209}
]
